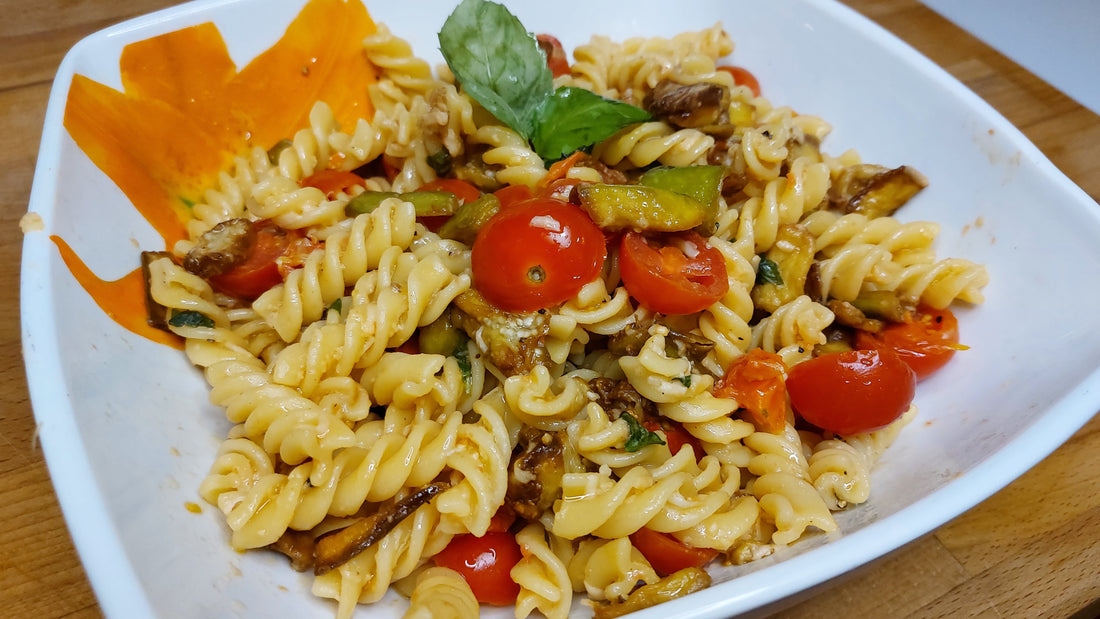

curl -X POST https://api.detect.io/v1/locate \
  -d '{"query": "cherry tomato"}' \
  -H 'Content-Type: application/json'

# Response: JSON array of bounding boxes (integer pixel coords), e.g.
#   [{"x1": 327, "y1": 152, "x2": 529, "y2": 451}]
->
[
  {"x1": 717, "y1": 65, "x2": 761, "y2": 97},
  {"x1": 471, "y1": 198, "x2": 606, "y2": 312},
  {"x1": 418, "y1": 178, "x2": 482, "y2": 205},
  {"x1": 618, "y1": 231, "x2": 728, "y2": 315},
  {"x1": 713, "y1": 349, "x2": 788, "y2": 433},
  {"x1": 300, "y1": 169, "x2": 366, "y2": 199},
  {"x1": 856, "y1": 307, "x2": 962, "y2": 380},
  {"x1": 537, "y1": 177, "x2": 585, "y2": 203},
  {"x1": 642, "y1": 417, "x2": 702, "y2": 460},
  {"x1": 433, "y1": 532, "x2": 522, "y2": 606},
  {"x1": 629, "y1": 527, "x2": 718, "y2": 577},
  {"x1": 493, "y1": 184, "x2": 534, "y2": 208},
  {"x1": 786, "y1": 349, "x2": 916, "y2": 435},
  {"x1": 486, "y1": 504, "x2": 517, "y2": 533},
  {"x1": 209, "y1": 220, "x2": 296, "y2": 300},
  {"x1": 536, "y1": 34, "x2": 570, "y2": 78}
]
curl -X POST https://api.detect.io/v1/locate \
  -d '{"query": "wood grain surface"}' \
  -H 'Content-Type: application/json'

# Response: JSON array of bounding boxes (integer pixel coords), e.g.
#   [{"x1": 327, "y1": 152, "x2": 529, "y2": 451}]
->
[{"x1": 2, "y1": 0, "x2": 1098, "y2": 617}]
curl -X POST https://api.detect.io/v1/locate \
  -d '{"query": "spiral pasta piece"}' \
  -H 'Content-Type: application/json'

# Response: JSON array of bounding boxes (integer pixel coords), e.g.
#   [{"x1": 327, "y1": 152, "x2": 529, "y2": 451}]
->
[
  {"x1": 403, "y1": 567, "x2": 479, "y2": 619},
  {"x1": 472, "y1": 124, "x2": 547, "y2": 187},
  {"x1": 751, "y1": 295, "x2": 835, "y2": 367},
  {"x1": 511, "y1": 523, "x2": 574, "y2": 619},
  {"x1": 593, "y1": 121, "x2": 713, "y2": 169}
]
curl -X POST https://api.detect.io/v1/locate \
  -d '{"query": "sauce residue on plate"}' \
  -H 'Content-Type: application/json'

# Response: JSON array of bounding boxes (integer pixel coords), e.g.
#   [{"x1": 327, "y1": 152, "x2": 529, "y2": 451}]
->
[{"x1": 58, "y1": 0, "x2": 379, "y2": 344}]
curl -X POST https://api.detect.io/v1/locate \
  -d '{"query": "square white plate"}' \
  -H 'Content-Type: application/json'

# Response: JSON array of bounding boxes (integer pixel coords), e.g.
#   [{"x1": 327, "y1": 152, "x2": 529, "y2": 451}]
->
[{"x1": 22, "y1": 0, "x2": 1100, "y2": 617}]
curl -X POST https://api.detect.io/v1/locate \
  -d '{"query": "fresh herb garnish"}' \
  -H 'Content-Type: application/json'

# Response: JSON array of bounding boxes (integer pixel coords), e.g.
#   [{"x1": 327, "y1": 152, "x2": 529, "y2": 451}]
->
[
  {"x1": 621, "y1": 412, "x2": 666, "y2": 452},
  {"x1": 168, "y1": 310, "x2": 215, "y2": 329},
  {"x1": 756, "y1": 255, "x2": 784, "y2": 286},
  {"x1": 327, "y1": 298, "x2": 343, "y2": 314},
  {"x1": 453, "y1": 339, "x2": 473, "y2": 392},
  {"x1": 675, "y1": 375, "x2": 692, "y2": 388},
  {"x1": 439, "y1": 0, "x2": 651, "y2": 161}
]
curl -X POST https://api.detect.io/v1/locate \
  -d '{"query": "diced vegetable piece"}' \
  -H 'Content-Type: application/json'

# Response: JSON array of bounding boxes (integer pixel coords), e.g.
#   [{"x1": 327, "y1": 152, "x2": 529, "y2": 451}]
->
[
  {"x1": 345, "y1": 190, "x2": 460, "y2": 217},
  {"x1": 850, "y1": 289, "x2": 911, "y2": 323},
  {"x1": 828, "y1": 164, "x2": 929, "y2": 218},
  {"x1": 418, "y1": 312, "x2": 467, "y2": 356},
  {"x1": 437, "y1": 193, "x2": 501, "y2": 245},
  {"x1": 576, "y1": 184, "x2": 709, "y2": 232},
  {"x1": 750, "y1": 224, "x2": 815, "y2": 313},
  {"x1": 591, "y1": 567, "x2": 712, "y2": 619},
  {"x1": 638, "y1": 165, "x2": 724, "y2": 232},
  {"x1": 644, "y1": 80, "x2": 728, "y2": 128}
]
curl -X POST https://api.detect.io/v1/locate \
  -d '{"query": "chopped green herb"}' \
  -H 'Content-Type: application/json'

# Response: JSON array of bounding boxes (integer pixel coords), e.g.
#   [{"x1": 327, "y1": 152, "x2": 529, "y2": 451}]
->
[
  {"x1": 453, "y1": 340, "x2": 473, "y2": 392},
  {"x1": 756, "y1": 255, "x2": 784, "y2": 286},
  {"x1": 168, "y1": 310, "x2": 214, "y2": 329},
  {"x1": 180, "y1": 197, "x2": 195, "y2": 208},
  {"x1": 622, "y1": 412, "x2": 666, "y2": 452},
  {"x1": 327, "y1": 298, "x2": 343, "y2": 314},
  {"x1": 427, "y1": 149, "x2": 453, "y2": 176},
  {"x1": 675, "y1": 375, "x2": 692, "y2": 388},
  {"x1": 438, "y1": 0, "x2": 650, "y2": 161}
]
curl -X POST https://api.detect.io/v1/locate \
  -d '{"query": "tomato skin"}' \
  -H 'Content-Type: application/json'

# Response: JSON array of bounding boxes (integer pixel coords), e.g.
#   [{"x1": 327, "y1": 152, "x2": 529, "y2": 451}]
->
[
  {"x1": 300, "y1": 169, "x2": 366, "y2": 199},
  {"x1": 856, "y1": 307, "x2": 961, "y2": 380},
  {"x1": 208, "y1": 220, "x2": 296, "y2": 299},
  {"x1": 713, "y1": 349, "x2": 788, "y2": 433},
  {"x1": 419, "y1": 178, "x2": 481, "y2": 204},
  {"x1": 717, "y1": 65, "x2": 761, "y2": 97},
  {"x1": 433, "y1": 532, "x2": 522, "y2": 606},
  {"x1": 787, "y1": 349, "x2": 916, "y2": 435},
  {"x1": 618, "y1": 231, "x2": 728, "y2": 315},
  {"x1": 629, "y1": 527, "x2": 718, "y2": 577},
  {"x1": 642, "y1": 417, "x2": 702, "y2": 460},
  {"x1": 536, "y1": 34, "x2": 570, "y2": 78},
  {"x1": 493, "y1": 184, "x2": 534, "y2": 208},
  {"x1": 471, "y1": 198, "x2": 606, "y2": 312}
]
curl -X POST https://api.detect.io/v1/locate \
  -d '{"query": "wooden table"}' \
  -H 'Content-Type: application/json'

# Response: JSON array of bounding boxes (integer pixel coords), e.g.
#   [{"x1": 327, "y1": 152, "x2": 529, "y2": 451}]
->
[{"x1": 2, "y1": 0, "x2": 1097, "y2": 617}]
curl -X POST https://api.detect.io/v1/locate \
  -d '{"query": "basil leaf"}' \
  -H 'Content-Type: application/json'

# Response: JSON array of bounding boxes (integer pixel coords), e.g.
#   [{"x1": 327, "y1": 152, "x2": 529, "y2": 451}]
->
[
  {"x1": 531, "y1": 87, "x2": 651, "y2": 160},
  {"x1": 756, "y1": 255, "x2": 784, "y2": 286},
  {"x1": 327, "y1": 298, "x2": 343, "y2": 314},
  {"x1": 453, "y1": 339, "x2": 473, "y2": 393},
  {"x1": 675, "y1": 375, "x2": 692, "y2": 388},
  {"x1": 622, "y1": 412, "x2": 666, "y2": 453},
  {"x1": 168, "y1": 310, "x2": 214, "y2": 329},
  {"x1": 439, "y1": 0, "x2": 552, "y2": 139}
]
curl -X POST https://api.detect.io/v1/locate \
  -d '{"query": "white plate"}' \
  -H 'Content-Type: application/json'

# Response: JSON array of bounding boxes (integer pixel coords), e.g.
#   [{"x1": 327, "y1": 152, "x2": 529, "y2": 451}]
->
[{"x1": 21, "y1": 0, "x2": 1100, "y2": 617}]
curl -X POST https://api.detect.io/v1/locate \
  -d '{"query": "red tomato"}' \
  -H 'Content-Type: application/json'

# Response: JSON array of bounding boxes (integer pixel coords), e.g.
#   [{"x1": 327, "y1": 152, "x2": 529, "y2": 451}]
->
[
  {"x1": 537, "y1": 178, "x2": 585, "y2": 203},
  {"x1": 486, "y1": 505, "x2": 517, "y2": 533},
  {"x1": 300, "y1": 169, "x2": 366, "y2": 199},
  {"x1": 786, "y1": 349, "x2": 916, "y2": 435},
  {"x1": 493, "y1": 184, "x2": 534, "y2": 208},
  {"x1": 642, "y1": 417, "x2": 702, "y2": 460},
  {"x1": 471, "y1": 198, "x2": 606, "y2": 312},
  {"x1": 433, "y1": 532, "x2": 522, "y2": 606},
  {"x1": 713, "y1": 349, "x2": 788, "y2": 433},
  {"x1": 718, "y1": 65, "x2": 761, "y2": 97},
  {"x1": 536, "y1": 34, "x2": 570, "y2": 78},
  {"x1": 618, "y1": 231, "x2": 728, "y2": 315},
  {"x1": 629, "y1": 527, "x2": 718, "y2": 577},
  {"x1": 418, "y1": 178, "x2": 481, "y2": 204},
  {"x1": 856, "y1": 307, "x2": 962, "y2": 380},
  {"x1": 209, "y1": 220, "x2": 296, "y2": 300}
]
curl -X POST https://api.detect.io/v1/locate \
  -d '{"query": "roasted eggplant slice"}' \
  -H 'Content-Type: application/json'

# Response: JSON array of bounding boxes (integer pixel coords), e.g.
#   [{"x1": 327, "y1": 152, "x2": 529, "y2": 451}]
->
[{"x1": 828, "y1": 164, "x2": 928, "y2": 218}]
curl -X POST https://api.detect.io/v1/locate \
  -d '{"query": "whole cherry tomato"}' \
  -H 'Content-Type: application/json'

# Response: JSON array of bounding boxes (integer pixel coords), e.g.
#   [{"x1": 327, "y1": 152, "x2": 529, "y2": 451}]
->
[
  {"x1": 433, "y1": 532, "x2": 522, "y2": 606},
  {"x1": 418, "y1": 178, "x2": 482, "y2": 205},
  {"x1": 856, "y1": 307, "x2": 962, "y2": 380},
  {"x1": 471, "y1": 198, "x2": 606, "y2": 312},
  {"x1": 786, "y1": 349, "x2": 916, "y2": 435},
  {"x1": 493, "y1": 184, "x2": 534, "y2": 208},
  {"x1": 209, "y1": 220, "x2": 297, "y2": 300},
  {"x1": 629, "y1": 527, "x2": 719, "y2": 577},
  {"x1": 717, "y1": 65, "x2": 761, "y2": 97},
  {"x1": 618, "y1": 231, "x2": 728, "y2": 315},
  {"x1": 713, "y1": 348, "x2": 788, "y2": 433},
  {"x1": 300, "y1": 169, "x2": 366, "y2": 199}
]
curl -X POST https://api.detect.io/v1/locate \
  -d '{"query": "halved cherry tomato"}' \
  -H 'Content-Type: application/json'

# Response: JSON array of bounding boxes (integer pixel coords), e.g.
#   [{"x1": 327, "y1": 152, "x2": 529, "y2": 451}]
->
[
  {"x1": 209, "y1": 220, "x2": 296, "y2": 300},
  {"x1": 718, "y1": 65, "x2": 761, "y2": 97},
  {"x1": 536, "y1": 34, "x2": 570, "y2": 78},
  {"x1": 629, "y1": 527, "x2": 718, "y2": 577},
  {"x1": 471, "y1": 198, "x2": 606, "y2": 312},
  {"x1": 713, "y1": 349, "x2": 788, "y2": 433},
  {"x1": 786, "y1": 349, "x2": 916, "y2": 436},
  {"x1": 433, "y1": 532, "x2": 522, "y2": 606},
  {"x1": 493, "y1": 184, "x2": 534, "y2": 208},
  {"x1": 618, "y1": 231, "x2": 728, "y2": 315},
  {"x1": 537, "y1": 177, "x2": 586, "y2": 203},
  {"x1": 418, "y1": 178, "x2": 481, "y2": 205},
  {"x1": 856, "y1": 307, "x2": 962, "y2": 380},
  {"x1": 300, "y1": 169, "x2": 366, "y2": 199},
  {"x1": 642, "y1": 417, "x2": 702, "y2": 460}
]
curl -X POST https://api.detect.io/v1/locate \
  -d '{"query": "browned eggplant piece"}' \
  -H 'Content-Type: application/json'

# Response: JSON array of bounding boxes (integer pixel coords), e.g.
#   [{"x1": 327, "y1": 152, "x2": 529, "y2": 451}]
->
[
  {"x1": 828, "y1": 164, "x2": 929, "y2": 218},
  {"x1": 591, "y1": 567, "x2": 712, "y2": 618},
  {"x1": 182, "y1": 218, "x2": 255, "y2": 278},
  {"x1": 644, "y1": 79, "x2": 729, "y2": 129},
  {"x1": 451, "y1": 289, "x2": 551, "y2": 376},
  {"x1": 588, "y1": 377, "x2": 657, "y2": 419},
  {"x1": 313, "y1": 482, "x2": 449, "y2": 575},
  {"x1": 452, "y1": 145, "x2": 504, "y2": 192},
  {"x1": 506, "y1": 427, "x2": 566, "y2": 520},
  {"x1": 850, "y1": 289, "x2": 912, "y2": 324},
  {"x1": 750, "y1": 223, "x2": 816, "y2": 313},
  {"x1": 141, "y1": 251, "x2": 174, "y2": 330},
  {"x1": 784, "y1": 132, "x2": 824, "y2": 167},
  {"x1": 826, "y1": 299, "x2": 884, "y2": 333},
  {"x1": 269, "y1": 529, "x2": 315, "y2": 572}
]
